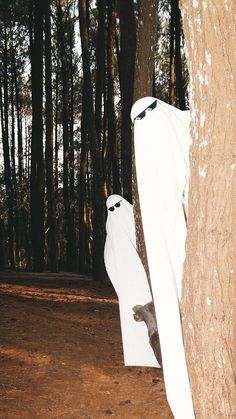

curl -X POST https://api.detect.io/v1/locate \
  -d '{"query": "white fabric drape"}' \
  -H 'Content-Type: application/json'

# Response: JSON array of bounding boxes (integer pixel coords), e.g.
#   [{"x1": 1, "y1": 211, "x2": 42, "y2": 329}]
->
[
  {"x1": 104, "y1": 194, "x2": 160, "y2": 367},
  {"x1": 132, "y1": 97, "x2": 195, "y2": 419}
]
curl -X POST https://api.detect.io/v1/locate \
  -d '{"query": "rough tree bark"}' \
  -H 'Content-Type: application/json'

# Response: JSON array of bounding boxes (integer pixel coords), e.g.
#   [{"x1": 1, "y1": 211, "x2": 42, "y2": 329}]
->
[
  {"x1": 133, "y1": 0, "x2": 158, "y2": 287},
  {"x1": 132, "y1": 0, "x2": 160, "y2": 362},
  {"x1": 180, "y1": 1, "x2": 236, "y2": 417}
]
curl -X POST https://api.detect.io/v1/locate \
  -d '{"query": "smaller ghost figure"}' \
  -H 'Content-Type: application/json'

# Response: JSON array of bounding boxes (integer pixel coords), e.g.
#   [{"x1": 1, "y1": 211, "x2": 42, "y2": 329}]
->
[{"x1": 104, "y1": 194, "x2": 160, "y2": 368}]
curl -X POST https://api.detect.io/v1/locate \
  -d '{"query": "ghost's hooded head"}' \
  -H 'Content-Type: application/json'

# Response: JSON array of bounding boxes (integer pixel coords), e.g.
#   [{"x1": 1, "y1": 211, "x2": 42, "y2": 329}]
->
[
  {"x1": 130, "y1": 96, "x2": 157, "y2": 123},
  {"x1": 105, "y1": 194, "x2": 135, "y2": 240}
]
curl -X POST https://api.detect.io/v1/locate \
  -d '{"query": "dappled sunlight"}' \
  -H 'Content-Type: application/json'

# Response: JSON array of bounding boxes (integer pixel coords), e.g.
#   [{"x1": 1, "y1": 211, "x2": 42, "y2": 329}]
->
[
  {"x1": 0, "y1": 283, "x2": 118, "y2": 305},
  {"x1": 0, "y1": 344, "x2": 51, "y2": 366}
]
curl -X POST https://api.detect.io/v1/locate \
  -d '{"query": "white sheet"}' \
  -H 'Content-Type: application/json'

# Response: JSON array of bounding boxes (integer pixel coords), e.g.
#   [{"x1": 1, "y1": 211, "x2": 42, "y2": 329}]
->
[
  {"x1": 104, "y1": 194, "x2": 160, "y2": 367},
  {"x1": 132, "y1": 97, "x2": 195, "y2": 419}
]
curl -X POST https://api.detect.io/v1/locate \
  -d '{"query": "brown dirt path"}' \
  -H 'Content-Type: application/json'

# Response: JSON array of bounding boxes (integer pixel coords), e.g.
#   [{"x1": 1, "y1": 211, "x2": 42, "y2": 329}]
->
[{"x1": 0, "y1": 272, "x2": 173, "y2": 419}]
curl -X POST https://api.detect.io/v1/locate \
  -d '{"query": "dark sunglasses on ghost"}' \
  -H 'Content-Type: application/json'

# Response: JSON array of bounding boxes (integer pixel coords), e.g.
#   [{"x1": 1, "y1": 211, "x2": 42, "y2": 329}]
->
[{"x1": 108, "y1": 200, "x2": 122, "y2": 212}]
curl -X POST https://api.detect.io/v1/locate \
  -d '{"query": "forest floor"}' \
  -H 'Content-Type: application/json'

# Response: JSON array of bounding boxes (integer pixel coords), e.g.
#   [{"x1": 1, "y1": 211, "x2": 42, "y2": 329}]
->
[{"x1": 0, "y1": 272, "x2": 173, "y2": 419}]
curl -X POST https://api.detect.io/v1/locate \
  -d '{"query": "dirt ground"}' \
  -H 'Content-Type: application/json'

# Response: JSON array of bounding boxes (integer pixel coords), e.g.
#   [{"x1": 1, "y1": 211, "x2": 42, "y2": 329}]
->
[{"x1": 0, "y1": 272, "x2": 173, "y2": 419}]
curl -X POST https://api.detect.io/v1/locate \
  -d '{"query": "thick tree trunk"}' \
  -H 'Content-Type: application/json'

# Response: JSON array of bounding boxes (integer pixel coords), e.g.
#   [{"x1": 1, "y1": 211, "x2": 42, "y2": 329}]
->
[
  {"x1": 180, "y1": 1, "x2": 236, "y2": 417},
  {"x1": 132, "y1": 0, "x2": 158, "y2": 287}
]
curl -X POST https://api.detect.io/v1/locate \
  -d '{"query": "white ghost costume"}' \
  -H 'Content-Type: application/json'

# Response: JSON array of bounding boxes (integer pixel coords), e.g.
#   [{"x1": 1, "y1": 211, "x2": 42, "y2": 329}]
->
[
  {"x1": 104, "y1": 194, "x2": 160, "y2": 368},
  {"x1": 131, "y1": 97, "x2": 195, "y2": 419}
]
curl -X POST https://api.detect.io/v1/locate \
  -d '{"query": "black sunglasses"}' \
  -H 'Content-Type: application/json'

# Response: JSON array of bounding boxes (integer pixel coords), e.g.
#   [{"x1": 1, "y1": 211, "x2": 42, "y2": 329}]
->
[{"x1": 108, "y1": 200, "x2": 122, "y2": 212}]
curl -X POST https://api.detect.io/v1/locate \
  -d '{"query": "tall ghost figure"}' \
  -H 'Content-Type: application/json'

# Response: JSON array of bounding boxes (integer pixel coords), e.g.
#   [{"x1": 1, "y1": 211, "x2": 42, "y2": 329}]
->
[
  {"x1": 104, "y1": 194, "x2": 159, "y2": 368},
  {"x1": 132, "y1": 97, "x2": 195, "y2": 419}
]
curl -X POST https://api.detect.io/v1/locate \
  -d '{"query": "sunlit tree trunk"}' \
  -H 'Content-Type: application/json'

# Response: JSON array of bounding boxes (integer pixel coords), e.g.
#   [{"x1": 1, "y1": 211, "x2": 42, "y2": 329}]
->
[{"x1": 180, "y1": 1, "x2": 236, "y2": 417}]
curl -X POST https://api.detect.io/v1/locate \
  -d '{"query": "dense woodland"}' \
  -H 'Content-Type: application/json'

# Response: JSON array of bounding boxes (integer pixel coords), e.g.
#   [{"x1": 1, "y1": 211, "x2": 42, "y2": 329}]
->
[{"x1": 0, "y1": 0, "x2": 188, "y2": 278}]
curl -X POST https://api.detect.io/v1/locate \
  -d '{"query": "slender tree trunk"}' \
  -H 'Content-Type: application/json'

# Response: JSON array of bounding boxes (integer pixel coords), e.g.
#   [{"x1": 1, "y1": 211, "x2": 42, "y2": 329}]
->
[
  {"x1": 79, "y1": 0, "x2": 106, "y2": 280},
  {"x1": 119, "y1": 0, "x2": 136, "y2": 202},
  {"x1": 1, "y1": 21, "x2": 15, "y2": 270},
  {"x1": 29, "y1": 0, "x2": 45, "y2": 272},
  {"x1": 95, "y1": 0, "x2": 106, "y2": 145},
  {"x1": 12, "y1": 49, "x2": 24, "y2": 266},
  {"x1": 10, "y1": 60, "x2": 20, "y2": 268},
  {"x1": 54, "y1": 69, "x2": 59, "y2": 197},
  {"x1": 174, "y1": 0, "x2": 186, "y2": 110},
  {"x1": 0, "y1": 218, "x2": 6, "y2": 271},
  {"x1": 57, "y1": 0, "x2": 77, "y2": 271},
  {"x1": 107, "y1": 0, "x2": 120, "y2": 194},
  {"x1": 45, "y1": 0, "x2": 58, "y2": 272},
  {"x1": 180, "y1": 1, "x2": 236, "y2": 417},
  {"x1": 78, "y1": 88, "x2": 88, "y2": 274},
  {"x1": 69, "y1": 25, "x2": 75, "y2": 206},
  {"x1": 169, "y1": 0, "x2": 175, "y2": 106}
]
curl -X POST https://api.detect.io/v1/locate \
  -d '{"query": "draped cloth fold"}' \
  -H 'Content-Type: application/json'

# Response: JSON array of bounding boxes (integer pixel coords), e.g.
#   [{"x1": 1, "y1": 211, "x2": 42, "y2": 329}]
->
[
  {"x1": 132, "y1": 97, "x2": 195, "y2": 419},
  {"x1": 104, "y1": 194, "x2": 160, "y2": 368}
]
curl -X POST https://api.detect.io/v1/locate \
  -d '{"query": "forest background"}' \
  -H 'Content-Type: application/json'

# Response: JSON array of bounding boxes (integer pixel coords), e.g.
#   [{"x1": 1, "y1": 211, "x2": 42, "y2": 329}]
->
[{"x1": 0, "y1": 0, "x2": 188, "y2": 279}]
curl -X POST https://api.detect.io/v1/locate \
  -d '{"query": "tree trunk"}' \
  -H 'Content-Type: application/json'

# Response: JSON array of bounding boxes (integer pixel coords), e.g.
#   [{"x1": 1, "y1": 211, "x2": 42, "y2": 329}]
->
[
  {"x1": 132, "y1": 0, "x2": 158, "y2": 285},
  {"x1": 107, "y1": 0, "x2": 120, "y2": 194},
  {"x1": 78, "y1": 0, "x2": 106, "y2": 281},
  {"x1": 78, "y1": 87, "x2": 88, "y2": 274},
  {"x1": 12, "y1": 49, "x2": 24, "y2": 267},
  {"x1": 45, "y1": 0, "x2": 58, "y2": 272},
  {"x1": 119, "y1": 0, "x2": 136, "y2": 202},
  {"x1": 169, "y1": 0, "x2": 175, "y2": 106},
  {"x1": 29, "y1": 0, "x2": 45, "y2": 272},
  {"x1": 0, "y1": 218, "x2": 6, "y2": 271},
  {"x1": 1, "y1": 21, "x2": 15, "y2": 270},
  {"x1": 180, "y1": 1, "x2": 236, "y2": 417},
  {"x1": 57, "y1": 0, "x2": 77, "y2": 271},
  {"x1": 174, "y1": 0, "x2": 186, "y2": 110},
  {"x1": 95, "y1": 0, "x2": 106, "y2": 145}
]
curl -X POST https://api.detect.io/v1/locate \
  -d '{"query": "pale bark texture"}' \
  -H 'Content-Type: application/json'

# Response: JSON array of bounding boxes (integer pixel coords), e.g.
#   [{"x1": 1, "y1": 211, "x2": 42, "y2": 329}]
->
[{"x1": 180, "y1": 1, "x2": 236, "y2": 418}]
